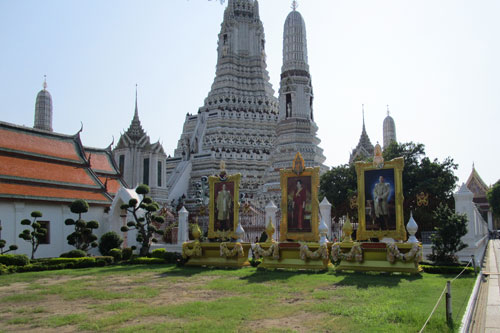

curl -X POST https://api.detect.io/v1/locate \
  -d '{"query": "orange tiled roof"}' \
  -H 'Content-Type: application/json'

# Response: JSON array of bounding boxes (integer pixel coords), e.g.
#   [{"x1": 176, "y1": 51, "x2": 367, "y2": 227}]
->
[
  {"x1": 0, "y1": 128, "x2": 81, "y2": 162},
  {"x1": 0, "y1": 155, "x2": 98, "y2": 186},
  {"x1": 86, "y1": 150, "x2": 115, "y2": 173},
  {"x1": 99, "y1": 177, "x2": 123, "y2": 195},
  {"x1": 0, "y1": 182, "x2": 110, "y2": 203}
]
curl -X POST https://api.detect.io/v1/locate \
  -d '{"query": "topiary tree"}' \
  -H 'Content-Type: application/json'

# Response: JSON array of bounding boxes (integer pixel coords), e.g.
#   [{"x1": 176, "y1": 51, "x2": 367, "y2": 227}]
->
[
  {"x1": 120, "y1": 184, "x2": 165, "y2": 257},
  {"x1": 98, "y1": 231, "x2": 123, "y2": 256},
  {"x1": 65, "y1": 199, "x2": 99, "y2": 253},
  {"x1": 18, "y1": 211, "x2": 46, "y2": 259},
  {"x1": 429, "y1": 203, "x2": 468, "y2": 264},
  {"x1": 0, "y1": 226, "x2": 18, "y2": 254}
]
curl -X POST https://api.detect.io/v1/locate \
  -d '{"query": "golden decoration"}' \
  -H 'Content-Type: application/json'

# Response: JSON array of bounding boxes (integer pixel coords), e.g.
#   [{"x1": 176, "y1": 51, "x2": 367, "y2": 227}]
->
[
  {"x1": 191, "y1": 224, "x2": 202, "y2": 240},
  {"x1": 280, "y1": 156, "x2": 320, "y2": 242},
  {"x1": 208, "y1": 173, "x2": 241, "y2": 240},
  {"x1": 373, "y1": 143, "x2": 384, "y2": 168},
  {"x1": 219, "y1": 242, "x2": 244, "y2": 258},
  {"x1": 331, "y1": 243, "x2": 363, "y2": 263},
  {"x1": 299, "y1": 242, "x2": 329, "y2": 260},
  {"x1": 416, "y1": 192, "x2": 429, "y2": 207},
  {"x1": 292, "y1": 152, "x2": 305, "y2": 175},
  {"x1": 182, "y1": 241, "x2": 202, "y2": 259},
  {"x1": 253, "y1": 243, "x2": 280, "y2": 260},
  {"x1": 349, "y1": 195, "x2": 358, "y2": 209},
  {"x1": 342, "y1": 215, "x2": 353, "y2": 242},
  {"x1": 265, "y1": 217, "x2": 275, "y2": 242},
  {"x1": 386, "y1": 243, "x2": 422, "y2": 264},
  {"x1": 354, "y1": 157, "x2": 406, "y2": 241}
]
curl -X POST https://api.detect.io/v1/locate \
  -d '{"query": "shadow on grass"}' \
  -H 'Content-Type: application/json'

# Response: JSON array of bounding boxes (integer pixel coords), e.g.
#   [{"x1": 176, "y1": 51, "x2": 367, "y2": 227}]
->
[
  {"x1": 239, "y1": 268, "x2": 330, "y2": 283},
  {"x1": 332, "y1": 271, "x2": 423, "y2": 288}
]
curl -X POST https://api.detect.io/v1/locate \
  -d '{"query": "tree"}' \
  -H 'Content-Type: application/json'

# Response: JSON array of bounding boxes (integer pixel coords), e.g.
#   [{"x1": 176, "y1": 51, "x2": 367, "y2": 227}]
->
[
  {"x1": 98, "y1": 231, "x2": 123, "y2": 256},
  {"x1": 319, "y1": 141, "x2": 459, "y2": 231},
  {"x1": 18, "y1": 211, "x2": 46, "y2": 259},
  {"x1": 65, "y1": 199, "x2": 99, "y2": 253},
  {"x1": 0, "y1": 226, "x2": 18, "y2": 254},
  {"x1": 487, "y1": 181, "x2": 500, "y2": 218},
  {"x1": 429, "y1": 203, "x2": 468, "y2": 264},
  {"x1": 383, "y1": 142, "x2": 458, "y2": 231},
  {"x1": 120, "y1": 184, "x2": 165, "y2": 257},
  {"x1": 319, "y1": 163, "x2": 357, "y2": 222}
]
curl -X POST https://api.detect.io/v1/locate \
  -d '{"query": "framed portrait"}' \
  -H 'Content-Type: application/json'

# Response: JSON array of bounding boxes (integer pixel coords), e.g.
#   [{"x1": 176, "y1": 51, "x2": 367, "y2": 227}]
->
[
  {"x1": 280, "y1": 153, "x2": 320, "y2": 242},
  {"x1": 208, "y1": 173, "x2": 241, "y2": 239},
  {"x1": 355, "y1": 157, "x2": 406, "y2": 241}
]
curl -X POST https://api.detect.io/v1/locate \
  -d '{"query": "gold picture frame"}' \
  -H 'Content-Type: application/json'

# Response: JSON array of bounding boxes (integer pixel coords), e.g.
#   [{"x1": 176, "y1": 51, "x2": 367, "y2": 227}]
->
[
  {"x1": 355, "y1": 157, "x2": 406, "y2": 241},
  {"x1": 280, "y1": 153, "x2": 320, "y2": 242},
  {"x1": 208, "y1": 173, "x2": 241, "y2": 240}
]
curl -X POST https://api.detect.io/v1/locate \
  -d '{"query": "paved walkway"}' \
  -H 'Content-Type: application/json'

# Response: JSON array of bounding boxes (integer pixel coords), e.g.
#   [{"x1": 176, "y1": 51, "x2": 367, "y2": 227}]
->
[{"x1": 472, "y1": 239, "x2": 500, "y2": 332}]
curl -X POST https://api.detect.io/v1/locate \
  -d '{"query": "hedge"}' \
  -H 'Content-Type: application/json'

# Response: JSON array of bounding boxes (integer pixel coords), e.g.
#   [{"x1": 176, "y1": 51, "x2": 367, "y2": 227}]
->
[
  {"x1": 126, "y1": 257, "x2": 167, "y2": 265},
  {"x1": 0, "y1": 254, "x2": 30, "y2": 266},
  {"x1": 420, "y1": 264, "x2": 475, "y2": 275}
]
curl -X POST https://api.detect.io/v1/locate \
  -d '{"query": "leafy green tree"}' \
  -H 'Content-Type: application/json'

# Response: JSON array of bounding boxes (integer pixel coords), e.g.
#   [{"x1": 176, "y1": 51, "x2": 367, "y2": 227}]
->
[
  {"x1": 487, "y1": 181, "x2": 500, "y2": 218},
  {"x1": 18, "y1": 211, "x2": 46, "y2": 259},
  {"x1": 429, "y1": 203, "x2": 468, "y2": 264},
  {"x1": 120, "y1": 185, "x2": 165, "y2": 256},
  {"x1": 383, "y1": 142, "x2": 458, "y2": 231},
  {"x1": 319, "y1": 163, "x2": 357, "y2": 222},
  {"x1": 319, "y1": 141, "x2": 458, "y2": 231},
  {"x1": 0, "y1": 226, "x2": 18, "y2": 254},
  {"x1": 65, "y1": 199, "x2": 99, "y2": 253}
]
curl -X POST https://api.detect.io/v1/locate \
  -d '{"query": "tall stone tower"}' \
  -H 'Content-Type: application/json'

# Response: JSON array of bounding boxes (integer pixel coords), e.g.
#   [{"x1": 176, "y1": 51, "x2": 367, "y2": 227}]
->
[
  {"x1": 34, "y1": 77, "x2": 53, "y2": 132},
  {"x1": 383, "y1": 106, "x2": 397, "y2": 148},
  {"x1": 165, "y1": 0, "x2": 279, "y2": 205},
  {"x1": 259, "y1": 5, "x2": 327, "y2": 207}
]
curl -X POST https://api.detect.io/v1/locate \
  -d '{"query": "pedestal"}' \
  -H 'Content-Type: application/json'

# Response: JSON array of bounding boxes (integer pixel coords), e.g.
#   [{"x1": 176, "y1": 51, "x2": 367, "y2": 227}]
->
[
  {"x1": 258, "y1": 242, "x2": 333, "y2": 270},
  {"x1": 183, "y1": 242, "x2": 251, "y2": 268},
  {"x1": 334, "y1": 242, "x2": 421, "y2": 274}
]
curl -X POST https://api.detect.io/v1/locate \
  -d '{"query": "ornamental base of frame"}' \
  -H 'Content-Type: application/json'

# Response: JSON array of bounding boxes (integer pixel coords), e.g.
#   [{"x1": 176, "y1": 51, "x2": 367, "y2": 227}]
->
[
  {"x1": 258, "y1": 242, "x2": 333, "y2": 270},
  {"x1": 334, "y1": 242, "x2": 421, "y2": 274},
  {"x1": 184, "y1": 242, "x2": 251, "y2": 268}
]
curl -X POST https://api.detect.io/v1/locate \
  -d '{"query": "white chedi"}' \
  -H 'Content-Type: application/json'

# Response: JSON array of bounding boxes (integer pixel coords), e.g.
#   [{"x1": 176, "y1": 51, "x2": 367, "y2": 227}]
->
[
  {"x1": 235, "y1": 220, "x2": 245, "y2": 243},
  {"x1": 406, "y1": 211, "x2": 419, "y2": 243}
]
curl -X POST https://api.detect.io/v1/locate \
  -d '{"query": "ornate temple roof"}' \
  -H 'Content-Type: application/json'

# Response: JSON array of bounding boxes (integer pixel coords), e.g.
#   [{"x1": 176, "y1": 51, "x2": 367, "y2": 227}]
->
[
  {"x1": 0, "y1": 121, "x2": 114, "y2": 204},
  {"x1": 85, "y1": 145, "x2": 127, "y2": 196},
  {"x1": 349, "y1": 109, "x2": 374, "y2": 164},
  {"x1": 466, "y1": 164, "x2": 490, "y2": 199},
  {"x1": 34, "y1": 77, "x2": 53, "y2": 132}
]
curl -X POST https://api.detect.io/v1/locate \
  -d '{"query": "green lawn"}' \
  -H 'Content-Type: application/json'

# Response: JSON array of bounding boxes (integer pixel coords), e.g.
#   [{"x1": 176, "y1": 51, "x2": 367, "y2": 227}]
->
[{"x1": 0, "y1": 265, "x2": 475, "y2": 332}]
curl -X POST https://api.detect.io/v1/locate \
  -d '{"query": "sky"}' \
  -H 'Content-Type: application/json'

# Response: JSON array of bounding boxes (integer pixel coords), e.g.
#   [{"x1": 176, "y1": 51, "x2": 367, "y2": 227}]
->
[{"x1": 1, "y1": 0, "x2": 499, "y2": 189}]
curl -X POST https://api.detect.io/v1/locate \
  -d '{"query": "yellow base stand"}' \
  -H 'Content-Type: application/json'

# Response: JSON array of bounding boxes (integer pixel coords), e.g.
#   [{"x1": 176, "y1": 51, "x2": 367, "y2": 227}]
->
[
  {"x1": 183, "y1": 242, "x2": 251, "y2": 268},
  {"x1": 334, "y1": 242, "x2": 421, "y2": 274},
  {"x1": 258, "y1": 242, "x2": 333, "y2": 270}
]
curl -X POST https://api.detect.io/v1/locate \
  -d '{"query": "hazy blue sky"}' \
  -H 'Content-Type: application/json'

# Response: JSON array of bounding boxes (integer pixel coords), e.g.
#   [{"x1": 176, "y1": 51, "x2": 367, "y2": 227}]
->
[{"x1": 1, "y1": 0, "x2": 498, "y2": 188}]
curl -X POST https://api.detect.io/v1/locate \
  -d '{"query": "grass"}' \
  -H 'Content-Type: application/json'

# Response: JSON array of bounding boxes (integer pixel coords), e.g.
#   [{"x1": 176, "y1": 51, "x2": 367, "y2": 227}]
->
[{"x1": 0, "y1": 264, "x2": 475, "y2": 332}]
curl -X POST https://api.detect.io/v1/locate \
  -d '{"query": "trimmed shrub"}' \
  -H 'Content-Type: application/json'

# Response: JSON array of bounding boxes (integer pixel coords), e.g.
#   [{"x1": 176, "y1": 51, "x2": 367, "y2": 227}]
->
[
  {"x1": 421, "y1": 264, "x2": 474, "y2": 275},
  {"x1": 0, "y1": 254, "x2": 29, "y2": 266},
  {"x1": 94, "y1": 256, "x2": 114, "y2": 265},
  {"x1": 122, "y1": 247, "x2": 133, "y2": 261},
  {"x1": 60, "y1": 249, "x2": 86, "y2": 258},
  {"x1": 151, "y1": 248, "x2": 166, "y2": 258},
  {"x1": 164, "y1": 252, "x2": 182, "y2": 264},
  {"x1": 108, "y1": 248, "x2": 123, "y2": 262},
  {"x1": 98, "y1": 232, "x2": 123, "y2": 256},
  {"x1": 127, "y1": 257, "x2": 166, "y2": 265}
]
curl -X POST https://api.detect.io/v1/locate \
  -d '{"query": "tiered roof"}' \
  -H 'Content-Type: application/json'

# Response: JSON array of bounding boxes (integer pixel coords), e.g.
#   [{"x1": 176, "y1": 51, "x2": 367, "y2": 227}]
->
[
  {"x1": 85, "y1": 146, "x2": 127, "y2": 196},
  {"x1": 0, "y1": 121, "x2": 120, "y2": 205}
]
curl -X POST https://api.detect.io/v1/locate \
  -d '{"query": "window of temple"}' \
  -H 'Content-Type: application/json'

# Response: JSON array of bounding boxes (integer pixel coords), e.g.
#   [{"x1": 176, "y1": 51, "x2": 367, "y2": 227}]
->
[
  {"x1": 119, "y1": 155, "x2": 125, "y2": 175},
  {"x1": 38, "y1": 221, "x2": 50, "y2": 244},
  {"x1": 223, "y1": 34, "x2": 228, "y2": 45},
  {"x1": 157, "y1": 161, "x2": 162, "y2": 187},
  {"x1": 286, "y1": 93, "x2": 292, "y2": 118},
  {"x1": 310, "y1": 96, "x2": 314, "y2": 120},
  {"x1": 143, "y1": 158, "x2": 150, "y2": 185}
]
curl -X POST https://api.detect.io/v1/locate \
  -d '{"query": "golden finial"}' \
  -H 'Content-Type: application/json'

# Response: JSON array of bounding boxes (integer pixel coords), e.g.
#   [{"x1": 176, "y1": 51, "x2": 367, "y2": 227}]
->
[
  {"x1": 291, "y1": 0, "x2": 298, "y2": 11},
  {"x1": 220, "y1": 160, "x2": 226, "y2": 172},
  {"x1": 43, "y1": 75, "x2": 47, "y2": 90}
]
